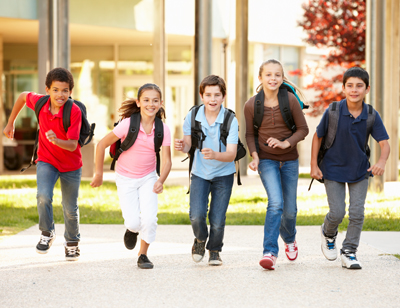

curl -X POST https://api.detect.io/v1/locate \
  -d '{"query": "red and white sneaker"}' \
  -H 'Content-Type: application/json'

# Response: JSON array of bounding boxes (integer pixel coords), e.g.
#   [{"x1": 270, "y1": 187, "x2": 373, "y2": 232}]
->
[
  {"x1": 284, "y1": 241, "x2": 298, "y2": 261},
  {"x1": 259, "y1": 253, "x2": 277, "y2": 270}
]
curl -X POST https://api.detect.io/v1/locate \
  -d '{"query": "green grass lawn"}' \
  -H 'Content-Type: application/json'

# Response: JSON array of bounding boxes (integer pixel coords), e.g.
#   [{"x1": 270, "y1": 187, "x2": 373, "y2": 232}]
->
[{"x1": 1, "y1": 177, "x2": 400, "y2": 239}]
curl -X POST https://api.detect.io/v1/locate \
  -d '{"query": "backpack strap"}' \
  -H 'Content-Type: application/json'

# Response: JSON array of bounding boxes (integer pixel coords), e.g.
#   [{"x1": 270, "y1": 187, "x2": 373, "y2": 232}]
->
[
  {"x1": 110, "y1": 112, "x2": 141, "y2": 171},
  {"x1": 308, "y1": 101, "x2": 340, "y2": 190},
  {"x1": 21, "y1": 96, "x2": 50, "y2": 173},
  {"x1": 62, "y1": 99, "x2": 74, "y2": 132},
  {"x1": 253, "y1": 91, "x2": 264, "y2": 153},
  {"x1": 154, "y1": 117, "x2": 164, "y2": 176},
  {"x1": 220, "y1": 109, "x2": 243, "y2": 186},
  {"x1": 220, "y1": 109, "x2": 235, "y2": 149},
  {"x1": 186, "y1": 105, "x2": 205, "y2": 194},
  {"x1": 278, "y1": 87, "x2": 296, "y2": 133},
  {"x1": 364, "y1": 104, "x2": 376, "y2": 159},
  {"x1": 323, "y1": 101, "x2": 340, "y2": 150}
]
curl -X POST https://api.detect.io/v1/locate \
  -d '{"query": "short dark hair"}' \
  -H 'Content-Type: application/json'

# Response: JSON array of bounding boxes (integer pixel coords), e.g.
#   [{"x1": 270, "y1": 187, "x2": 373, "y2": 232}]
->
[
  {"x1": 199, "y1": 75, "x2": 226, "y2": 97},
  {"x1": 343, "y1": 66, "x2": 369, "y2": 88},
  {"x1": 45, "y1": 67, "x2": 74, "y2": 91}
]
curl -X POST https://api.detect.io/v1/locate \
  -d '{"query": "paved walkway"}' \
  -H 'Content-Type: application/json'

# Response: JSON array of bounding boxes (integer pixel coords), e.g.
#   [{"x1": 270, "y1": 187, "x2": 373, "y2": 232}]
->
[
  {"x1": 1, "y1": 164, "x2": 400, "y2": 307},
  {"x1": 0, "y1": 224, "x2": 399, "y2": 308}
]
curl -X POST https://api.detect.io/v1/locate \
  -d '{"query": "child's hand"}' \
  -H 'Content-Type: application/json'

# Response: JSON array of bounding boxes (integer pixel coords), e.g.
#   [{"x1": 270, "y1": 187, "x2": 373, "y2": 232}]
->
[
  {"x1": 153, "y1": 180, "x2": 163, "y2": 194},
  {"x1": 45, "y1": 130, "x2": 58, "y2": 145},
  {"x1": 310, "y1": 165, "x2": 323, "y2": 181},
  {"x1": 90, "y1": 174, "x2": 103, "y2": 187},
  {"x1": 367, "y1": 160, "x2": 386, "y2": 176},
  {"x1": 266, "y1": 137, "x2": 290, "y2": 149},
  {"x1": 249, "y1": 157, "x2": 259, "y2": 171},
  {"x1": 201, "y1": 148, "x2": 216, "y2": 160},
  {"x1": 174, "y1": 139, "x2": 185, "y2": 152},
  {"x1": 3, "y1": 123, "x2": 15, "y2": 139}
]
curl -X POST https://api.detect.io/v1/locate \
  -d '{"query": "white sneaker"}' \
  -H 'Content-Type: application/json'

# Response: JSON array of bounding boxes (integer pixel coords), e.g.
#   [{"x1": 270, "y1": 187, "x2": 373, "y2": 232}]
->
[
  {"x1": 321, "y1": 225, "x2": 338, "y2": 261},
  {"x1": 341, "y1": 250, "x2": 362, "y2": 269}
]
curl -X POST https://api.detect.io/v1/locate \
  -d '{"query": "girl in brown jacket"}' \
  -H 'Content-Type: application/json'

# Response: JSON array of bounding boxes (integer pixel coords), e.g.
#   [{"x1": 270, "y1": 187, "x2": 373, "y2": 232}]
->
[{"x1": 244, "y1": 59, "x2": 309, "y2": 270}]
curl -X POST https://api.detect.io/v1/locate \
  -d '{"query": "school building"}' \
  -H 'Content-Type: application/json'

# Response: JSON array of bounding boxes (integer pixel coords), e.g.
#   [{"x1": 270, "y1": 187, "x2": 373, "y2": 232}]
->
[{"x1": 0, "y1": 0, "x2": 398, "y2": 188}]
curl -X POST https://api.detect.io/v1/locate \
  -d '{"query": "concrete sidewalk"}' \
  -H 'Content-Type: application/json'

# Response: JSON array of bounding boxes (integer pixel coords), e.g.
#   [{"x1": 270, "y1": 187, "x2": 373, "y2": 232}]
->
[{"x1": 0, "y1": 224, "x2": 399, "y2": 308}]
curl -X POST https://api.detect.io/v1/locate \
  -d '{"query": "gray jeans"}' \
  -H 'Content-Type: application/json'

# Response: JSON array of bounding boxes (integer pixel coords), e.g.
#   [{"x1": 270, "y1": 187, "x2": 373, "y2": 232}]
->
[{"x1": 323, "y1": 178, "x2": 369, "y2": 252}]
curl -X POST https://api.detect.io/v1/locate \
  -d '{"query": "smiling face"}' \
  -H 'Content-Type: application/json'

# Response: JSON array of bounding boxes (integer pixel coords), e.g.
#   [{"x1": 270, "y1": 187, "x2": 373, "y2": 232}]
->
[
  {"x1": 200, "y1": 85, "x2": 225, "y2": 113},
  {"x1": 45, "y1": 81, "x2": 72, "y2": 109},
  {"x1": 258, "y1": 62, "x2": 284, "y2": 92},
  {"x1": 136, "y1": 89, "x2": 162, "y2": 118},
  {"x1": 342, "y1": 77, "x2": 370, "y2": 105}
]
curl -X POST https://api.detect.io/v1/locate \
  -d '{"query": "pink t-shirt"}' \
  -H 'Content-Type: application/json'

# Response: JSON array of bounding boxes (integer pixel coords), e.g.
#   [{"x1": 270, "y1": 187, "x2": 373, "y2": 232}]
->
[{"x1": 113, "y1": 117, "x2": 171, "y2": 178}]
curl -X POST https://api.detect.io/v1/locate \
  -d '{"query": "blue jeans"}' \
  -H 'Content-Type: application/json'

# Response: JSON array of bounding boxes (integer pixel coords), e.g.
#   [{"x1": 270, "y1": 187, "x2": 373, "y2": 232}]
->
[
  {"x1": 36, "y1": 161, "x2": 82, "y2": 242},
  {"x1": 189, "y1": 173, "x2": 234, "y2": 252},
  {"x1": 258, "y1": 159, "x2": 299, "y2": 257}
]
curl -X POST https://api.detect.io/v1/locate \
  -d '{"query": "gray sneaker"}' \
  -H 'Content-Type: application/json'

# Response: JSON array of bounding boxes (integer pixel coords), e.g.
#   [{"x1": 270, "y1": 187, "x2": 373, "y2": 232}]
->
[
  {"x1": 321, "y1": 224, "x2": 338, "y2": 261},
  {"x1": 192, "y1": 238, "x2": 206, "y2": 262},
  {"x1": 36, "y1": 231, "x2": 56, "y2": 254},
  {"x1": 341, "y1": 249, "x2": 362, "y2": 269},
  {"x1": 208, "y1": 250, "x2": 222, "y2": 266}
]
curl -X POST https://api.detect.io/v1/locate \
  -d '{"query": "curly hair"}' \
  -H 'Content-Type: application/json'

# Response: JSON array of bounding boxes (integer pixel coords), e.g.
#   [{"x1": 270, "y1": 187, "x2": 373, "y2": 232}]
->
[{"x1": 45, "y1": 67, "x2": 74, "y2": 91}]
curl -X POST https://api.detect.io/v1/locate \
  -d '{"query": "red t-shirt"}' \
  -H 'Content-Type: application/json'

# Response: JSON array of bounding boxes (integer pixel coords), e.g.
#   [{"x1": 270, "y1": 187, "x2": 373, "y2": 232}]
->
[{"x1": 26, "y1": 92, "x2": 82, "y2": 172}]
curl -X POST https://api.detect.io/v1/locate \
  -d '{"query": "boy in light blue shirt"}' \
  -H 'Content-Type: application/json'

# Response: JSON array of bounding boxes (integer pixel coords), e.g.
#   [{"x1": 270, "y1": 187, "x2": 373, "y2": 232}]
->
[{"x1": 175, "y1": 75, "x2": 238, "y2": 266}]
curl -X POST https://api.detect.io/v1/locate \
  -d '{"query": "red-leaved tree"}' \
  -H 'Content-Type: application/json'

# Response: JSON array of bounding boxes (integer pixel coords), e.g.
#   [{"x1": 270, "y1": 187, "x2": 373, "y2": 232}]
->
[{"x1": 297, "y1": 0, "x2": 366, "y2": 116}]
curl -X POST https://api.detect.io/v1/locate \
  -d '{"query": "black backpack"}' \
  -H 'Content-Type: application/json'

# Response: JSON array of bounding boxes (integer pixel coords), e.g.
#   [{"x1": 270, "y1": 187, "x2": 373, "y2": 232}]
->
[
  {"x1": 308, "y1": 101, "x2": 376, "y2": 190},
  {"x1": 109, "y1": 112, "x2": 164, "y2": 176},
  {"x1": 21, "y1": 96, "x2": 95, "y2": 172},
  {"x1": 253, "y1": 82, "x2": 308, "y2": 152},
  {"x1": 185, "y1": 105, "x2": 246, "y2": 192}
]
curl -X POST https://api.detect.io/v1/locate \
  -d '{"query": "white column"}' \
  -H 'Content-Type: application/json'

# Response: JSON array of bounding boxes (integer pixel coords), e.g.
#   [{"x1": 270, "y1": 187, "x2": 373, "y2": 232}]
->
[
  {"x1": 194, "y1": 0, "x2": 212, "y2": 105},
  {"x1": 153, "y1": 0, "x2": 166, "y2": 96},
  {"x1": 235, "y1": 0, "x2": 248, "y2": 175}
]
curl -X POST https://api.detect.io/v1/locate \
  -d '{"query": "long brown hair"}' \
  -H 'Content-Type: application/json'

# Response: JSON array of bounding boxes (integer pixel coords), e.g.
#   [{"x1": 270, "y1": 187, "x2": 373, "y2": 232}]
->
[
  {"x1": 118, "y1": 83, "x2": 166, "y2": 120},
  {"x1": 256, "y1": 59, "x2": 306, "y2": 103}
]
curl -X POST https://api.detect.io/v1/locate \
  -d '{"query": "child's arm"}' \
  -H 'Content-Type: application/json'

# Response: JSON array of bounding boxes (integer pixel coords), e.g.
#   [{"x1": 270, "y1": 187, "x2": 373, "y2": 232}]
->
[
  {"x1": 201, "y1": 143, "x2": 237, "y2": 162},
  {"x1": 367, "y1": 140, "x2": 390, "y2": 176},
  {"x1": 45, "y1": 130, "x2": 79, "y2": 151},
  {"x1": 3, "y1": 92, "x2": 29, "y2": 139},
  {"x1": 174, "y1": 135, "x2": 192, "y2": 153},
  {"x1": 90, "y1": 131, "x2": 120, "y2": 187},
  {"x1": 153, "y1": 145, "x2": 172, "y2": 194},
  {"x1": 310, "y1": 132, "x2": 323, "y2": 181}
]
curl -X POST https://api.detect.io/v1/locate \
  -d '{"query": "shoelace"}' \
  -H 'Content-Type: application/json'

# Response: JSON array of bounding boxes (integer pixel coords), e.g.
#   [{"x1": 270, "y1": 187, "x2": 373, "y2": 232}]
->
[
  {"x1": 39, "y1": 235, "x2": 53, "y2": 245},
  {"x1": 65, "y1": 245, "x2": 78, "y2": 255},
  {"x1": 287, "y1": 243, "x2": 296, "y2": 252},
  {"x1": 326, "y1": 238, "x2": 336, "y2": 250},
  {"x1": 344, "y1": 252, "x2": 357, "y2": 261}
]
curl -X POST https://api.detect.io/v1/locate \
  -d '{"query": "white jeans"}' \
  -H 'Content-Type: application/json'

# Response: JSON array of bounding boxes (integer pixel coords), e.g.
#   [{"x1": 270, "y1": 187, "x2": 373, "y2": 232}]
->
[{"x1": 115, "y1": 171, "x2": 158, "y2": 244}]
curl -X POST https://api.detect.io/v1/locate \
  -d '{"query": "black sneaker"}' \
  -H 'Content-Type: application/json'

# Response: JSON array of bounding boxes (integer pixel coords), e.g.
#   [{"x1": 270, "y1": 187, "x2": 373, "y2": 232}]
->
[
  {"x1": 208, "y1": 250, "x2": 222, "y2": 266},
  {"x1": 137, "y1": 254, "x2": 154, "y2": 269},
  {"x1": 192, "y1": 238, "x2": 206, "y2": 262},
  {"x1": 36, "y1": 231, "x2": 56, "y2": 254},
  {"x1": 124, "y1": 229, "x2": 139, "y2": 250},
  {"x1": 64, "y1": 242, "x2": 80, "y2": 261}
]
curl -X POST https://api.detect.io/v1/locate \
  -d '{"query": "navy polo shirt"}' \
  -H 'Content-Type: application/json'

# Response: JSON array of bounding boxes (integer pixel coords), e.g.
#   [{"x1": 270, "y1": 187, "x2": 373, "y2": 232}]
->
[{"x1": 316, "y1": 100, "x2": 389, "y2": 183}]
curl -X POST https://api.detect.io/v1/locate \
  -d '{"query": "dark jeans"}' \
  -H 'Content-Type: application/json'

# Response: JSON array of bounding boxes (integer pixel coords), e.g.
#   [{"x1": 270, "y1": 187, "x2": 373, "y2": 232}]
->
[{"x1": 189, "y1": 173, "x2": 234, "y2": 252}]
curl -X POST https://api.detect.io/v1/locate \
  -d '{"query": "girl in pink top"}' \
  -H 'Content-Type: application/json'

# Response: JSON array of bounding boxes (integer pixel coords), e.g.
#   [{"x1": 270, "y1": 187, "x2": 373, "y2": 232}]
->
[{"x1": 91, "y1": 83, "x2": 172, "y2": 269}]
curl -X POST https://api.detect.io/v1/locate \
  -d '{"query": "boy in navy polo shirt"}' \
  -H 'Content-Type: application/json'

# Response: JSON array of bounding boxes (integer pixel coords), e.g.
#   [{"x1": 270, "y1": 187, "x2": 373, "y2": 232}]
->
[
  {"x1": 174, "y1": 75, "x2": 238, "y2": 266},
  {"x1": 310, "y1": 67, "x2": 390, "y2": 269},
  {"x1": 3, "y1": 68, "x2": 83, "y2": 261}
]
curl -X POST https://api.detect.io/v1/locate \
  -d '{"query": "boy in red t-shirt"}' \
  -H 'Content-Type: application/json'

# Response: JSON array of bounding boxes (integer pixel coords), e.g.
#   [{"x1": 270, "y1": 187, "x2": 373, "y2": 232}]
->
[{"x1": 3, "y1": 68, "x2": 83, "y2": 261}]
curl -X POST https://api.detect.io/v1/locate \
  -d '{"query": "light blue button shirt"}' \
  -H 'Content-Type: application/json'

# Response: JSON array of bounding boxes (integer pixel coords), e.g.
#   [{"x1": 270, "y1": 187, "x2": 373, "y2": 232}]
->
[{"x1": 183, "y1": 105, "x2": 238, "y2": 180}]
